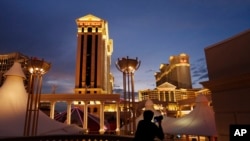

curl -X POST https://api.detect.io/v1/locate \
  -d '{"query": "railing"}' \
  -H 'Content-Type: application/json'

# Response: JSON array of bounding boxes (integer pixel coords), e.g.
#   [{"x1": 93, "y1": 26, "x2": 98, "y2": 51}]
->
[{"x1": 0, "y1": 134, "x2": 134, "y2": 141}]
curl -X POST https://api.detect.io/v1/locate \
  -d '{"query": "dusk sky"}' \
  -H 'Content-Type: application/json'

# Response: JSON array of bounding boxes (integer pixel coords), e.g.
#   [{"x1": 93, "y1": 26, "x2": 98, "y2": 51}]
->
[{"x1": 1, "y1": 0, "x2": 250, "y2": 94}]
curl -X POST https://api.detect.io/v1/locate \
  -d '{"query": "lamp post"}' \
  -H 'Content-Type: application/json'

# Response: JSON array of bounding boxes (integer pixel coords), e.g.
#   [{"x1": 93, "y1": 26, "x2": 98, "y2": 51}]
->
[
  {"x1": 116, "y1": 56, "x2": 140, "y2": 135},
  {"x1": 23, "y1": 57, "x2": 51, "y2": 136}
]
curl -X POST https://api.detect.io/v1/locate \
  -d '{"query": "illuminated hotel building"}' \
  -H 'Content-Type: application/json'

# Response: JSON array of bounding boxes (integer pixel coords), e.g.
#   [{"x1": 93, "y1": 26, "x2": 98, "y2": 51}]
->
[
  {"x1": 138, "y1": 53, "x2": 211, "y2": 117},
  {"x1": 138, "y1": 88, "x2": 211, "y2": 117},
  {"x1": 72, "y1": 14, "x2": 120, "y2": 133},
  {"x1": 75, "y1": 14, "x2": 113, "y2": 94},
  {"x1": 155, "y1": 53, "x2": 192, "y2": 89}
]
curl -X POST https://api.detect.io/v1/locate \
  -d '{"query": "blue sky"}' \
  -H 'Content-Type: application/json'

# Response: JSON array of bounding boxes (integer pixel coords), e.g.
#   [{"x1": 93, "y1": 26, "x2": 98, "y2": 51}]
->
[{"x1": 0, "y1": 0, "x2": 250, "y2": 93}]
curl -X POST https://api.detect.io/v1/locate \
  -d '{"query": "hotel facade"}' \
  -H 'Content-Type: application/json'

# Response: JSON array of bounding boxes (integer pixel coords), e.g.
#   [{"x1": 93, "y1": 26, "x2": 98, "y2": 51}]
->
[
  {"x1": 75, "y1": 14, "x2": 114, "y2": 95},
  {"x1": 155, "y1": 53, "x2": 192, "y2": 89},
  {"x1": 138, "y1": 53, "x2": 212, "y2": 117}
]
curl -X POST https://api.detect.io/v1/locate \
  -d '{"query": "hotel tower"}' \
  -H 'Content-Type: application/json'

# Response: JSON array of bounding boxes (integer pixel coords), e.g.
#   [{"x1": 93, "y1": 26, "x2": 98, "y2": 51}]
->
[
  {"x1": 75, "y1": 14, "x2": 114, "y2": 94},
  {"x1": 155, "y1": 53, "x2": 192, "y2": 89}
]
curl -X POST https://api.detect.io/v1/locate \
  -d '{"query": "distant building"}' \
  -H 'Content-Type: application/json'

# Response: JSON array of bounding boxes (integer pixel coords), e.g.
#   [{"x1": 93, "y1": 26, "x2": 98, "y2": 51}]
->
[
  {"x1": 75, "y1": 14, "x2": 114, "y2": 95},
  {"x1": 138, "y1": 87, "x2": 208, "y2": 117},
  {"x1": 0, "y1": 52, "x2": 29, "y2": 89},
  {"x1": 138, "y1": 53, "x2": 211, "y2": 117},
  {"x1": 154, "y1": 53, "x2": 192, "y2": 89}
]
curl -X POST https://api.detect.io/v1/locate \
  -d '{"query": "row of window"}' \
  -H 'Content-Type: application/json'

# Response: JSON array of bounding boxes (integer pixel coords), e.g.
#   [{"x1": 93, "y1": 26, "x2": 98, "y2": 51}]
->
[{"x1": 78, "y1": 27, "x2": 99, "y2": 33}]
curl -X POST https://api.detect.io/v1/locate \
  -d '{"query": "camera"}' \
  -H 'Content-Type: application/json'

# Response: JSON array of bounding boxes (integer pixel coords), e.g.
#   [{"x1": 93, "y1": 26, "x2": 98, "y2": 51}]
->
[{"x1": 154, "y1": 115, "x2": 163, "y2": 122}]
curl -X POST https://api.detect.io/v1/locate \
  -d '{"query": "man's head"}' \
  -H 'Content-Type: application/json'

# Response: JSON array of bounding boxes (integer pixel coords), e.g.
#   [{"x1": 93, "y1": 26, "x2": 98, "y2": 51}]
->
[{"x1": 143, "y1": 110, "x2": 154, "y2": 121}]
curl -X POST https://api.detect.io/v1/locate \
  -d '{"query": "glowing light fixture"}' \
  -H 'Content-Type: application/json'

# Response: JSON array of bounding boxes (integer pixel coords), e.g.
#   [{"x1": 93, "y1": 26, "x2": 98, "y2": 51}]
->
[
  {"x1": 23, "y1": 57, "x2": 51, "y2": 136},
  {"x1": 116, "y1": 56, "x2": 140, "y2": 135}
]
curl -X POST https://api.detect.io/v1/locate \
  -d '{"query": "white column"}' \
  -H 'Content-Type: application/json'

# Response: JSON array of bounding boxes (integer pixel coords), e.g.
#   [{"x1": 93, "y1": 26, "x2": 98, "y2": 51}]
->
[
  {"x1": 168, "y1": 91, "x2": 171, "y2": 101},
  {"x1": 163, "y1": 91, "x2": 166, "y2": 101},
  {"x1": 99, "y1": 101, "x2": 105, "y2": 134},
  {"x1": 158, "y1": 91, "x2": 161, "y2": 100},
  {"x1": 50, "y1": 101, "x2": 55, "y2": 119},
  {"x1": 191, "y1": 104, "x2": 194, "y2": 110},
  {"x1": 173, "y1": 90, "x2": 176, "y2": 102},
  {"x1": 179, "y1": 105, "x2": 182, "y2": 117},
  {"x1": 115, "y1": 102, "x2": 120, "y2": 135},
  {"x1": 66, "y1": 101, "x2": 72, "y2": 125},
  {"x1": 83, "y1": 101, "x2": 88, "y2": 133}
]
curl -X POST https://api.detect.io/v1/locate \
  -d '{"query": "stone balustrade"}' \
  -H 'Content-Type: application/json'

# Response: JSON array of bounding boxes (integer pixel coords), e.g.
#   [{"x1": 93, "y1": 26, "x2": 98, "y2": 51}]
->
[{"x1": 0, "y1": 134, "x2": 134, "y2": 141}]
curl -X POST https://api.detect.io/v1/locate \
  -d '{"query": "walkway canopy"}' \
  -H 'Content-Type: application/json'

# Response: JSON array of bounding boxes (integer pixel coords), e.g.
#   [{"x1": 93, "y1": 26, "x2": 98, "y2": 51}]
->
[{"x1": 162, "y1": 94, "x2": 217, "y2": 136}]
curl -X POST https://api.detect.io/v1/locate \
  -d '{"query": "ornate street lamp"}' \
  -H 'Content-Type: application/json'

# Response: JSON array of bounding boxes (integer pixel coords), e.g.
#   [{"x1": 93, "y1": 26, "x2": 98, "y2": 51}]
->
[
  {"x1": 116, "y1": 56, "x2": 140, "y2": 135},
  {"x1": 23, "y1": 57, "x2": 51, "y2": 136}
]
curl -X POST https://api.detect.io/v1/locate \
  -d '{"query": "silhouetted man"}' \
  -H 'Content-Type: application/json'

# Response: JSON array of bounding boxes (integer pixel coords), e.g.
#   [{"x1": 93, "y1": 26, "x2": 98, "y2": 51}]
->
[{"x1": 133, "y1": 110, "x2": 164, "y2": 141}]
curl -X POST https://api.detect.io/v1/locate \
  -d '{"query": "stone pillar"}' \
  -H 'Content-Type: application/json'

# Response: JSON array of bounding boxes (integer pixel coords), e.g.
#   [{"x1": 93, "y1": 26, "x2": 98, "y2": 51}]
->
[
  {"x1": 179, "y1": 105, "x2": 182, "y2": 117},
  {"x1": 173, "y1": 91, "x2": 176, "y2": 102},
  {"x1": 50, "y1": 101, "x2": 56, "y2": 119},
  {"x1": 163, "y1": 91, "x2": 166, "y2": 101},
  {"x1": 66, "y1": 101, "x2": 72, "y2": 124},
  {"x1": 191, "y1": 104, "x2": 194, "y2": 110},
  {"x1": 99, "y1": 101, "x2": 105, "y2": 134},
  {"x1": 168, "y1": 91, "x2": 171, "y2": 101},
  {"x1": 115, "y1": 102, "x2": 121, "y2": 135},
  {"x1": 158, "y1": 91, "x2": 161, "y2": 101},
  {"x1": 83, "y1": 101, "x2": 88, "y2": 133}
]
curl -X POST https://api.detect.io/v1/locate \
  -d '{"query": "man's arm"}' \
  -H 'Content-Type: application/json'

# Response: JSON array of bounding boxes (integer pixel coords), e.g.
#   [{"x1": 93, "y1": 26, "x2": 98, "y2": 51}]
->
[{"x1": 156, "y1": 120, "x2": 164, "y2": 140}]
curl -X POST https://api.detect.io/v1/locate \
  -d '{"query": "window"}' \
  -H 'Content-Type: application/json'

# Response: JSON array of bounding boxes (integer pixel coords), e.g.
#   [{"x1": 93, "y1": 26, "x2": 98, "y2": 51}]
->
[
  {"x1": 93, "y1": 107, "x2": 98, "y2": 113},
  {"x1": 88, "y1": 27, "x2": 92, "y2": 32}
]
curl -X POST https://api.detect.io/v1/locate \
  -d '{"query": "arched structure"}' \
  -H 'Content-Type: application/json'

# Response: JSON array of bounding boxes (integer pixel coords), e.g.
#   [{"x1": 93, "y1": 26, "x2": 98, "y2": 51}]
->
[{"x1": 40, "y1": 93, "x2": 121, "y2": 134}]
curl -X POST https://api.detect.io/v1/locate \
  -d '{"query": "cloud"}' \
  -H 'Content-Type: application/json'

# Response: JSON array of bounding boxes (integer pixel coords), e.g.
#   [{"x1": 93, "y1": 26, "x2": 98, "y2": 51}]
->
[
  {"x1": 145, "y1": 69, "x2": 155, "y2": 73},
  {"x1": 191, "y1": 57, "x2": 208, "y2": 88},
  {"x1": 113, "y1": 84, "x2": 121, "y2": 88},
  {"x1": 42, "y1": 71, "x2": 75, "y2": 93},
  {"x1": 198, "y1": 73, "x2": 208, "y2": 80},
  {"x1": 113, "y1": 88, "x2": 123, "y2": 96},
  {"x1": 113, "y1": 88, "x2": 138, "y2": 99}
]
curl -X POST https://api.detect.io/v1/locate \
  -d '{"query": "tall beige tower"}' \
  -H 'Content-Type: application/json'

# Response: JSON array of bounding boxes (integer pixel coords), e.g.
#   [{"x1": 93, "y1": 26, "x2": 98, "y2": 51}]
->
[{"x1": 75, "y1": 14, "x2": 113, "y2": 94}]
